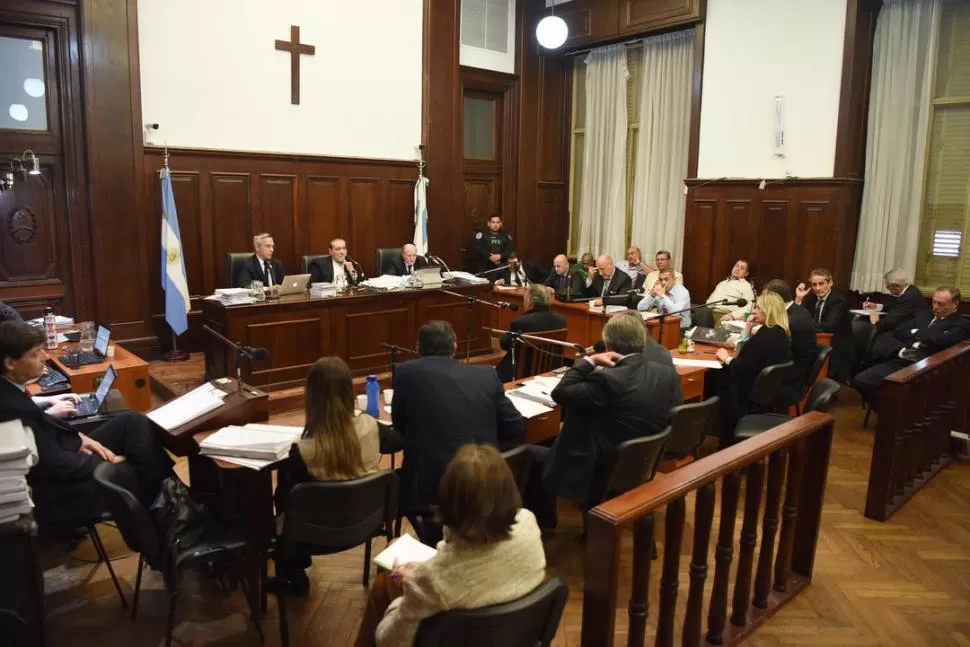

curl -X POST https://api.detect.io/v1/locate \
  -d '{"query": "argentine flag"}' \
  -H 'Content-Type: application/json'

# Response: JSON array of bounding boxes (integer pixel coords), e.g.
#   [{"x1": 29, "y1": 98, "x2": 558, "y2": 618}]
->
[
  {"x1": 413, "y1": 175, "x2": 429, "y2": 256},
  {"x1": 161, "y1": 168, "x2": 190, "y2": 335}
]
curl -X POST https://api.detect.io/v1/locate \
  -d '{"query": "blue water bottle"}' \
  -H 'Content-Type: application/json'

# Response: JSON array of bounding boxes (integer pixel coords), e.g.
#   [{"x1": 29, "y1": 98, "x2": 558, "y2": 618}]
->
[{"x1": 365, "y1": 374, "x2": 380, "y2": 417}]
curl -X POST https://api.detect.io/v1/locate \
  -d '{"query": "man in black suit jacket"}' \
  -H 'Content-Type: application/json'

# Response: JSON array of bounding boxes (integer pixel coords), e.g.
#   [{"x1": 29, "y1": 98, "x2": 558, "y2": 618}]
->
[
  {"x1": 868, "y1": 270, "x2": 928, "y2": 359},
  {"x1": 0, "y1": 322, "x2": 173, "y2": 531},
  {"x1": 391, "y1": 321, "x2": 524, "y2": 518},
  {"x1": 795, "y1": 268, "x2": 853, "y2": 381},
  {"x1": 308, "y1": 237, "x2": 360, "y2": 287},
  {"x1": 524, "y1": 314, "x2": 683, "y2": 528},
  {"x1": 497, "y1": 285, "x2": 567, "y2": 381},
  {"x1": 493, "y1": 250, "x2": 542, "y2": 286},
  {"x1": 386, "y1": 243, "x2": 429, "y2": 276},
  {"x1": 853, "y1": 287, "x2": 970, "y2": 411},
  {"x1": 543, "y1": 254, "x2": 586, "y2": 301},
  {"x1": 584, "y1": 255, "x2": 634, "y2": 302},
  {"x1": 764, "y1": 279, "x2": 818, "y2": 406},
  {"x1": 234, "y1": 232, "x2": 286, "y2": 289}
]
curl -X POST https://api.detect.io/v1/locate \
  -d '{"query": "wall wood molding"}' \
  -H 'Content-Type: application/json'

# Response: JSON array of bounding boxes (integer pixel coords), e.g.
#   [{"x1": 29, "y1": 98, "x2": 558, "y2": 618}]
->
[{"x1": 555, "y1": 0, "x2": 704, "y2": 52}]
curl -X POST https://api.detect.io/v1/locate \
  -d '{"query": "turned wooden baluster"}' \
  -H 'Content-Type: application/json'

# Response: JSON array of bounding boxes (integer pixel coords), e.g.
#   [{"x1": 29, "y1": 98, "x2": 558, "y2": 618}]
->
[
  {"x1": 683, "y1": 484, "x2": 715, "y2": 646},
  {"x1": 753, "y1": 451, "x2": 786, "y2": 609},
  {"x1": 774, "y1": 441, "x2": 805, "y2": 593},
  {"x1": 627, "y1": 514, "x2": 655, "y2": 647},
  {"x1": 707, "y1": 471, "x2": 741, "y2": 645},
  {"x1": 656, "y1": 497, "x2": 686, "y2": 647},
  {"x1": 731, "y1": 459, "x2": 765, "y2": 627}
]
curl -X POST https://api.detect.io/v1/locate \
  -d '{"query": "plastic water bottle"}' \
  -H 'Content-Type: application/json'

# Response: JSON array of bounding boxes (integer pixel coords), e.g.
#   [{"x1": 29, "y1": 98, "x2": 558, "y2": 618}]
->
[
  {"x1": 365, "y1": 375, "x2": 380, "y2": 417},
  {"x1": 44, "y1": 306, "x2": 57, "y2": 350}
]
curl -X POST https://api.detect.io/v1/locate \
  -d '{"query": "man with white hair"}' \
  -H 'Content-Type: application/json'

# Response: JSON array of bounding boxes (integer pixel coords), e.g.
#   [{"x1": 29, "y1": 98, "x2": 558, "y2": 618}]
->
[
  {"x1": 234, "y1": 232, "x2": 286, "y2": 289},
  {"x1": 387, "y1": 243, "x2": 428, "y2": 276},
  {"x1": 866, "y1": 268, "x2": 928, "y2": 360}
]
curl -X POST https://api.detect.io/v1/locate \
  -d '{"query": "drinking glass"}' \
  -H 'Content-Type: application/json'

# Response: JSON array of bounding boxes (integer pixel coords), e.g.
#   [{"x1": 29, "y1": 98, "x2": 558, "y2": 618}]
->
[
  {"x1": 79, "y1": 321, "x2": 96, "y2": 352},
  {"x1": 250, "y1": 280, "x2": 266, "y2": 302}
]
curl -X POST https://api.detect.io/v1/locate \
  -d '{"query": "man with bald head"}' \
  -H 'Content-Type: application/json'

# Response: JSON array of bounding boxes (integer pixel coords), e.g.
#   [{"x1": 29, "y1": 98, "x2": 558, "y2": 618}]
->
[
  {"x1": 616, "y1": 246, "x2": 652, "y2": 290},
  {"x1": 543, "y1": 254, "x2": 585, "y2": 301},
  {"x1": 387, "y1": 243, "x2": 428, "y2": 276},
  {"x1": 584, "y1": 254, "x2": 633, "y2": 302}
]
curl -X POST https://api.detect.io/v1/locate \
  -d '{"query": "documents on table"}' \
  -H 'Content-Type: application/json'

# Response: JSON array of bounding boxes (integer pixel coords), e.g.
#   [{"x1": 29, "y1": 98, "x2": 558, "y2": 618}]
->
[
  {"x1": 443, "y1": 271, "x2": 489, "y2": 284},
  {"x1": 512, "y1": 376, "x2": 560, "y2": 406},
  {"x1": 672, "y1": 358, "x2": 723, "y2": 369},
  {"x1": 361, "y1": 275, "x2": 407, "y2": 291},
  {"x1": 505, "y1": 391, "x2": 554, "y2": 418},
  {"x1": 0, "y1": 420, "x2": 37, "y2": 524},
  {"x1": 850, "y1": 309, "x2": 882, "y2": 317},
  {"x1": 146, "y1": 382, "x2": 229, "y2": 431},
  {"x1": 198, "y1": 423, "x2": 303, "y2": 465},
  {"x1": 374, "y1": 532, "x2": 438, "y2": 570}
]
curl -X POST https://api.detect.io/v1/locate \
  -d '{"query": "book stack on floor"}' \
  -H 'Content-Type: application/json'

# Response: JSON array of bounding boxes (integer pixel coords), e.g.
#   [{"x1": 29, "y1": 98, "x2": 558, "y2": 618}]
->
[
  {"x1": 0, "y1": 420, "x2": 39, "y2": 525},
  {"x1": 198, "y1": 423, "x2": 304, "y2": 469}
]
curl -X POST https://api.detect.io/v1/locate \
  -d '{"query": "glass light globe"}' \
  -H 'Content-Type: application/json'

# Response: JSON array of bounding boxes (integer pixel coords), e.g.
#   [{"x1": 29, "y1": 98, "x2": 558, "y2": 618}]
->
[{"x1": 536, "y1": 15, "x2": 568, "y2": 50}]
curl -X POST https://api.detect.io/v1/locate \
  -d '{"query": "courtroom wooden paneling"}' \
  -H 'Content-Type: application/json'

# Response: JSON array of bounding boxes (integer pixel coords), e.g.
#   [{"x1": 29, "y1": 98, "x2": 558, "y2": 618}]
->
[
  {"x1": 834, "y1": 0, "x2": 881, "y2": 179},
  {"x1": 619, "y1": 0, "x2": 704, "y2": 35},
  {"x1": 557, "y1": 0, "x2": 621, "y2": 50},
  {"x1": 683, "y1": 179, "x2": 864, "y2": 299},
  {"x1": 553, "y1": 0, "x2": 703, "y2": 52}
]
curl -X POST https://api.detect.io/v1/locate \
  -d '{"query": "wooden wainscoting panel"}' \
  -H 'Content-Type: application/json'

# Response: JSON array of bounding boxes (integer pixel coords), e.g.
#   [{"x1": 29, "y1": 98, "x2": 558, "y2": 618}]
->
[
  {"x1": 619, "y1": 0, "x2": 703, "y2": 35},
  {"x1": 259, "y1": 174, "x2": 299, "y2": 274},
  {"x1": 305, "y1": 175, "x2": 343, "y2": 256},
  {"x1": 339, "y1": 305, "x2": 411, "y2": 374},
  {"x1": 348, "y1": 177, "x2": 383, "y2": 276},
  {"x1": 246, "y1": 317, "x2": 321, "y2": 385},
  {"x1": 758, "y1": 200, "x2": 790, "y2": 287},
  {"x1": 683, "y1": 198, "x2": 717, "y2": 295},
  {"x1": 794, "y1": 200, "x2": 837, "y2": 282},
  {"x1": 170, "y1": 172, "x2": 205, "y2": 295},
  {"x1": 211, "y1": 173, "x2": 254, "y2": 288},
  {"x1": 0, "y1": 164, "x2": 58, "y2": 282}
]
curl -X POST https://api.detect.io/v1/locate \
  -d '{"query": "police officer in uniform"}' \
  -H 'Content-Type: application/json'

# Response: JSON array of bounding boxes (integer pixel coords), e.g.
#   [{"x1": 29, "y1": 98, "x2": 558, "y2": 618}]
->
[{"x1": 474, "y1": 214, "x2": 514, "y2": 273}]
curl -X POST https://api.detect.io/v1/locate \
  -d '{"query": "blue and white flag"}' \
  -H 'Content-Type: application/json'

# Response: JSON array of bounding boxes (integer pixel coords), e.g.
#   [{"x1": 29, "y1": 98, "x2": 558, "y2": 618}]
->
[
  {"x1": 413, "y1": 176, "x2": 429, "y2": 256},
  {"x1": 160, "y1": 168, "x2": 190, "y2": 335}
]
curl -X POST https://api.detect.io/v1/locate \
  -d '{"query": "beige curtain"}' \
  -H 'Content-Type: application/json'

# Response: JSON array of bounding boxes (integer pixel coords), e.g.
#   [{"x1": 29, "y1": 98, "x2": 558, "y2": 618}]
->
[
  {"x1": 577, "y1": 44, "x2": 629, "y2": 259},
  {"x1": 851, "y1": 0, "x2": 940, "y2": 292},
  {"x1": 629, "y1": 29, "x2": 694, "y2": 270}
]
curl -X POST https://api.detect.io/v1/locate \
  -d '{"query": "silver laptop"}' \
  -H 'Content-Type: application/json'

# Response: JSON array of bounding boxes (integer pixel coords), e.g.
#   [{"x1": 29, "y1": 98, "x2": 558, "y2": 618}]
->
[
  {"x1": 414, "y1": 267, "x2": 443, "y2": 288},
  {"x1": 276, "y1": 274, "x2": 311, "y2": 296}
]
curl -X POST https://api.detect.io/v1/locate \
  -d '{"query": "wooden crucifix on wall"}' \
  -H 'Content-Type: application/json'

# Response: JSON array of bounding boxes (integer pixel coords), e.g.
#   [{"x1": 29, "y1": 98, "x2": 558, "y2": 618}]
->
[{"x1": 275, "y1": 25, "x2": 315, "y2": 105}]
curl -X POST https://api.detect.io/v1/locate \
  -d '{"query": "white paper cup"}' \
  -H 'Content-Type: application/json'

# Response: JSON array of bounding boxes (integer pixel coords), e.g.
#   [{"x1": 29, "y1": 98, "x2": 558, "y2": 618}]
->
[
  {"x1": 356, "y1": 394, "x2": 368, "y2": 411},
  {"x1": 384, "y1": 389, "x2": 394, "y2": 404}
]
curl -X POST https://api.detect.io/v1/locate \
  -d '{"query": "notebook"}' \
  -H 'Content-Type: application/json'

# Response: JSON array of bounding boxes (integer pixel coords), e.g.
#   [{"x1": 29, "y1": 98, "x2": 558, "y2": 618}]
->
[{"x1": 373, "y1": 533, "x2": 438, "y2": 570}]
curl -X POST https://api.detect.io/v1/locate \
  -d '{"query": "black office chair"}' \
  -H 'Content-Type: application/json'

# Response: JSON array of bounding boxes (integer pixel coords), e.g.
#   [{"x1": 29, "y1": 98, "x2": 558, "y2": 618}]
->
[
  {"x1": 276, "y1": 470, "x2": 398, "y2": 647},
  {"x1": 225, "y1": 252, "x2": 251, "y2": 289},
  {"x1": 92, "y1": 463, "x2": 262, "y2": 647},
  {"x1": 794, "y1": 344, "x2": 833, "y2": 415},
  {"x1": 0, "y1": 610, "x2": 28, "y2": 647},
  {"x1": 852, "y1": 318, "x2": 878, "y2": 371},
  {"x1": 413, "y1": 576, "x2": 569, "y2": 647},
  {"x1": 747, "y1": 360, "x2": 795, "y2": 414},
  {"x1": 733, "y1": 378, "x2": 841, "y2": 441},
  {"x1": 40, "y1": 514, "x2": 128, "y2": 610},
  {"x1": 501, "y1": 445, "x2": 534, "y2": 498},
  {"x1": 300, "y1": 254, "x2": 328, "y2": 275},
  {"x1": 376, "y1": 248, "x2": 399, "y2": 275},
  {"x1": 664, "y1": 396, "x2": 720, "y2": 460}
]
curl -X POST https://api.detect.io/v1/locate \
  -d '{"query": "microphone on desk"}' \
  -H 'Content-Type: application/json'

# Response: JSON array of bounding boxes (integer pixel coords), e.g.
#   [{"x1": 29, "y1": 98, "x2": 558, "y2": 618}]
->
[
  {"x1": 347, "y1": 256, "x2": 365, "y2": 280},
  {"x1": 240, "y1": 345, "x2": 270, "y2": 361},
  {"x1": 496, "y1": 301, "x2": 519, "y2": 311},
  {"x1": 721, "y1": 297, "x2": 748, "y2": 307}
]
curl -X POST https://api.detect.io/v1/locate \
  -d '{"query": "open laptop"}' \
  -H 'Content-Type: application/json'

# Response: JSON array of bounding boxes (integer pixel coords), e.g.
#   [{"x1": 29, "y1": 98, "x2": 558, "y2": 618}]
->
[
  {"x1": 65, "y1": 325, "x2": 111, "y2": 367},
  {"x1": 72, "y1": 365, "x2": 117, "y2": 418},
  {"x1": 275, "y1": 274, "x2": 311, "y2": 296},
  {"x1": 413, "y1": 267, "x2": 443, "y2": 288}
]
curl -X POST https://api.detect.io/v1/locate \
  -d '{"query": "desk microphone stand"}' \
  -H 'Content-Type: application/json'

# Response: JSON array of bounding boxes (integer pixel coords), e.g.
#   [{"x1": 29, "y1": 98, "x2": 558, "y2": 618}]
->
[
  {"x1": 379, "y1": 342, "x2": 417, "y2": 388},
  {"x1": 202, "y1": 325, "x2": 269, "y2": 393},
  {"x1": 440, "y1": 289, "x2": 516, "y2": 362},
  {"x1": 483, "y1": 327, "x2": 587, "y2": 378}
]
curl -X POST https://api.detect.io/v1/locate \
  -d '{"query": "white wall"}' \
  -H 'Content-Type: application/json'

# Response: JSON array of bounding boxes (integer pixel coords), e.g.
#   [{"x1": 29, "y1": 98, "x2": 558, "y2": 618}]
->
[
  {"x1": 697, "y1": 0, "x2": 847, "y2": 179},
  {"x1": 138, "y1": 0, "x2": 423, "y2": 161}
]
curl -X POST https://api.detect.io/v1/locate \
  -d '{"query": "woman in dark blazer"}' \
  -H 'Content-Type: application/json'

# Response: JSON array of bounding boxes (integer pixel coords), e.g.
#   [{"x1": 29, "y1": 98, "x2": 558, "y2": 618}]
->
[{"x1": 712, "y1": 291, "x2": 792, "y2": 447}]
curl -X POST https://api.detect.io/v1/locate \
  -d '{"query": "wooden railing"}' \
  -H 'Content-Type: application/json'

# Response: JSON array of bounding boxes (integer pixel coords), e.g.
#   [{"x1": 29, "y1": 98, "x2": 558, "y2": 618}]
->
[
  {"x1": 864, "y1": 341, "x2": 970, "y2": 522},
  {"x1": 581, "y1": 412, "x2": 835, "y2": 647}
]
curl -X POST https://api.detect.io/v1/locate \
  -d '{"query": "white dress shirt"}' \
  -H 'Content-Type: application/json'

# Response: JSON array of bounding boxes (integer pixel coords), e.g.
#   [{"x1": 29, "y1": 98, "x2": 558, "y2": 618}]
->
[{"x1": 637, "y1": 283, "x2": 692, "y2": 328}]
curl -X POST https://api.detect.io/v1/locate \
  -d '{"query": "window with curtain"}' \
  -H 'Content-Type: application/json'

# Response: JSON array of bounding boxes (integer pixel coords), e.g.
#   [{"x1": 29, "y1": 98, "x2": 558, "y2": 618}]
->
[{"x1": 915, "y1": 0, "x2": 970, "y2": 294}]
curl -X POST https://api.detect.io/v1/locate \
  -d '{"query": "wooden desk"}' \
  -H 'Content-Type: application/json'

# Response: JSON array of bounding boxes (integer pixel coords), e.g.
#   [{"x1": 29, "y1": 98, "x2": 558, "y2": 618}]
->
[
  {"x1": 491, "y1": 287, "x2": 683, "y2": 350},
  {"x1": 203, "y1": 283, "x2": 495, "y2": 389},
  {"x1": 29, "y1": 343, "x2": 151, "y2": 412}
]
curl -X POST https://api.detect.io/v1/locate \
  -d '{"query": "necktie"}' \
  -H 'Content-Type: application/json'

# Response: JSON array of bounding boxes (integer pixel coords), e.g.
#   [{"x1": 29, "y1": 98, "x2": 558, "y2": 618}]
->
[
  {"x1": 263, "y1": 261, "x2": 274, "y2": 287},
  {"x1": 929, "y1": 317, "x2": 938, "y2": 327},
  {"x1": 559, "y1": 275, "x2": 566, "y2": 290},
  {"x1": 407, "y1": 264, "x2": 413, "y2": 275},
  {"x1": 814, "y1": 298, "x2": 824, "y2": 323},
  {"x1": 601, "y1": 275, "x2": 611, "y2": 297}
]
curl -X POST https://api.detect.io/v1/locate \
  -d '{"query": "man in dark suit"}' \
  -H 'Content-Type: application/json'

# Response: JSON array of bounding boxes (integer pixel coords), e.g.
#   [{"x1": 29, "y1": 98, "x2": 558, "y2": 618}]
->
[
  {"x1": 0, "y1": 322, "x2": 173, "y2": 532},
  {"x1": 391, "y1": 321, "x2": 524, "y2": 520},
  {"x1": 867, "y1": 269, "x2": 928, "y2": 360},
  {"x1": 234, "y1": 232, "x2": 286, "y2": 290},
  {"x1": 307, "y1": 237, "x2": 360, "y2": 288},
  {"x1": 386, "y1": 243, "x2": 428, "y2": 276},
  {"x1": 524, "y1": 314, "x2": 683, "y2": 528},
  {"x1": 474, "y1": 214, "x2": 514, "y2": 273},
  {"x1": 492, "y1": 250, "x2": 544, "y2": 286},
  {"x1": 543, "y1": 254, "x2": 586, "y2": 301},
  {"x1": 497, "y1": 285, "x2": 567, "y2": 382},
  {"x1": 584, "y1": 254, "x2": 633, "y2": 302},
  {"x1": 591, "y1": 311, "x2": 673, "y2": 368},
  {"x1": 853, "y1": 286, "x2": 970, "y2": 411},
  {"x1": 764, "y1": 279, "x2": 818, "y2": 406},
  {"x1": 795, "y1": 267, "x2": 853, "y2": 382}
]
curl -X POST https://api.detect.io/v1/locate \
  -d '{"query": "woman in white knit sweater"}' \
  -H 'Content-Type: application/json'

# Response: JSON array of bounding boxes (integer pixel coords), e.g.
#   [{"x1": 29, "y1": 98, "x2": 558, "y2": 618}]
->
[{"x1": 354, "y1": 443, "x2": 547, "y2": 647}]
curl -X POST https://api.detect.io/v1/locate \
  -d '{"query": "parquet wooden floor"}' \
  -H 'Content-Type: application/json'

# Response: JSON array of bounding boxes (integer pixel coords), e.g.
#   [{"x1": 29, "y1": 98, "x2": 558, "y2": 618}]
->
[{"x1": 40, "y1": 380, "x2": 970, "y2": 646}]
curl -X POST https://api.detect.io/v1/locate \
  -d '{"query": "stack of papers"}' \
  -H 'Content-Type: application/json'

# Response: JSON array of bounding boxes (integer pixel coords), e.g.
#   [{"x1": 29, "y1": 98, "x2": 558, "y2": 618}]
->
[
  {"x1": 0, "y1": 420, "x2": 38, "y2": 525},
  {"x1": 208, "y1": 288, "x2": 254, "y2": 306},
  {"x1": 443, "y1": 271, "x2": 489, "y2": 284},
  {"x1": 589, "y1": 305, "x2": 628, "y2": 314},
  {"x1": 310, "y1": 282, "x2": 337, "y2": 298},
  {"x1": 27, "y1": 315, "x2": 74, "y2": 327},
  {"x1": 505, "y1": 391, "x2": 554, "y2": 418},
  {"x1": 147, "y1": 382, "x2": 228, "y2": 431},
  {"x1": 361, "y1": 275, "x2": 407, "y2": 291},
  {"x1": 374, "y1": 533, "x2": 438, "y2": 569},
  {"x1": 199, "y1": 423, "x2": 303, "y2": 464},
  {"x1": 672, "y1": 358, "x2": 723, "y2": 369}
]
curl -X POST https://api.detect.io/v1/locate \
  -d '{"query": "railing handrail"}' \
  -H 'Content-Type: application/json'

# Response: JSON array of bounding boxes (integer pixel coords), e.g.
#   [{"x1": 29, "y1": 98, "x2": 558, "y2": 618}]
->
[
  {"x1": 883, "y1": 340, "x2": 970, "y2": 385},
  {"x1": 592, "y1": 412, "x2": 834, "y2": 526}
]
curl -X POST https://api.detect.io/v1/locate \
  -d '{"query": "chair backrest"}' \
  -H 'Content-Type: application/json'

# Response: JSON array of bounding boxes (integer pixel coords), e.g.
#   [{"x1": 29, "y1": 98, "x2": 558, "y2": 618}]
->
[
  {"x1": 804, "y1": 377, "x2": 840, "y2": 413},
  {"x1": 604, "y1": 427, "x2": 671, "y2": 499},
  {"x1": 301, "y1": 254, "x2": 329, "y2": 274},
  {"x1": 665, "y1": 396, "x2": 720, "y2": 458},
  {"x1": 414, "y1": 576, "x2": 569, "y2": 647},
  {"x1": 852, "y1": 319, "x2": 877, "y2": 356},
  {"x1": 748, "y1": 360, "x2": 795, "y2": 409},
  {"x1": 225, "y1": 252, "x2": 252, "y2": 288},
  {"x1": 376, "y1": 248, "x2": 399, "y2": 275},
  {"x1": 281, "y1": 470, "x2": 399, "y2": 552},
  {"x1": 501, "y1": 445, "x2": 534, "y2": 497},
  {"x1": 92, "y1": 462, "x2": 160, "y2": 560},
  {"x1": 514, "y1": 328, "x2": 569, "y2": 380},
  {"x1": 804, "y1": 343, "x2": 833, "y2": 388}
]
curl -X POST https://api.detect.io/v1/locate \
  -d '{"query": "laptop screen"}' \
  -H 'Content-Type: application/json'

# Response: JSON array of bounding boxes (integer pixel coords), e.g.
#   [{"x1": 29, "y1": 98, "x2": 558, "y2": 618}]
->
[
  {"x1": 94, "y1": 325, "x2": 111, "y2": 355},
  {"x1": 93, "y1": 365, "x2": 117, "y2": 405}
]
